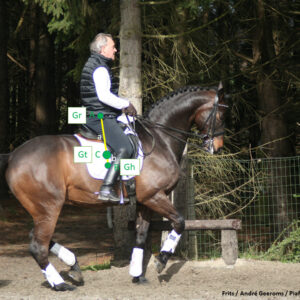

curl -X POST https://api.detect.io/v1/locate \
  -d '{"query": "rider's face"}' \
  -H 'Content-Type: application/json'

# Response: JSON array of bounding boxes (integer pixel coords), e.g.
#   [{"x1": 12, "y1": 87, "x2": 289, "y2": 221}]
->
[{"x1": 100, "y1": 37, "x2": 117, "y2": 60}]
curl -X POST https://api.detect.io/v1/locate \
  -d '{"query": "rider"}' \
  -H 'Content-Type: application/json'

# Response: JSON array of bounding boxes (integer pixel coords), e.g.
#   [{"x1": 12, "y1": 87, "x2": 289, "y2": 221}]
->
[{"x1": 80, "y1": 33, "x2": 137, "y2": 203}]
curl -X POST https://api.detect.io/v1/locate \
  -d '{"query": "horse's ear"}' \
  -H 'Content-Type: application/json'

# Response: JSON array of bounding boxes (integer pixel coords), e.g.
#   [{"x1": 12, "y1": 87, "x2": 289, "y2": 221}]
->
[{"x1": 218, "y1": 81, "x2": 224, "y2": 101}]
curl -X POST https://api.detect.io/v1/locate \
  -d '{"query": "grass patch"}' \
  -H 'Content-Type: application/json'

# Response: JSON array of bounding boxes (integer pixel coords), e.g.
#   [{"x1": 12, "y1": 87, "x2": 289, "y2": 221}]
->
[
  {"x1": 81, "y1": 261, "x2": 111, "y2": 271},
  {"x1": 239, "y1": 241, "x2": 265, "y2": 260}
]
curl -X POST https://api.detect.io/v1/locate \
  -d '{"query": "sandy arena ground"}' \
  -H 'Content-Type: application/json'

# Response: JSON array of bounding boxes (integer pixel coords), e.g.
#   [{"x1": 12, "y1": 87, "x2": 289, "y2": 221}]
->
[{"x1": 1, "y1": 197, "x2": 299, "y2": 300}]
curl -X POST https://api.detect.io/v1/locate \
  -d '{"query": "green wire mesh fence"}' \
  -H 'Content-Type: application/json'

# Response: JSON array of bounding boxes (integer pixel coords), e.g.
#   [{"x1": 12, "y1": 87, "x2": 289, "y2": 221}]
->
[{"x1": 178, "y1": 156, "x2": 300, "y2": 259}]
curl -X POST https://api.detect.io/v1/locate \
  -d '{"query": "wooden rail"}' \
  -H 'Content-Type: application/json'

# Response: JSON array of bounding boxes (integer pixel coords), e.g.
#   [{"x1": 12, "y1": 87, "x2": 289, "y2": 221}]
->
[
  {"x1": 128, "y1": 219, "x2": 242, "y2": 266},
  {"x1": 149, "y1": 219, "x2": 242, "y2": 231}
]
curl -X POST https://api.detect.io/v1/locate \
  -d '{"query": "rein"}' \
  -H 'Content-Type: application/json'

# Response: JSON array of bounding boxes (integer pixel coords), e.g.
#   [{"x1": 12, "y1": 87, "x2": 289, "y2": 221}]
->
[{"x1": 136, "y1": 116, "x2": 208, "y2": 156}]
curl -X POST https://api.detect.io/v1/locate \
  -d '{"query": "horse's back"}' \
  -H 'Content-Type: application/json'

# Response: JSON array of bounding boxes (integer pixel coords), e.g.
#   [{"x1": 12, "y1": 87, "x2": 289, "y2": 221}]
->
[{"x1": 7, "y1": 135, "x2": 75, "y2": 169}]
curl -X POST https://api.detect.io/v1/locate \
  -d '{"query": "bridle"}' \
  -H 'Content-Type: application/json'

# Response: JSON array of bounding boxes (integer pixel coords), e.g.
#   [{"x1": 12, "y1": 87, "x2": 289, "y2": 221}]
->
[
  {"x1": 130, "y1": 93, "x2": 228, "y2": 155},
  {"x1": 197, "y1": 94, "x2": 228, "y2": 154}
]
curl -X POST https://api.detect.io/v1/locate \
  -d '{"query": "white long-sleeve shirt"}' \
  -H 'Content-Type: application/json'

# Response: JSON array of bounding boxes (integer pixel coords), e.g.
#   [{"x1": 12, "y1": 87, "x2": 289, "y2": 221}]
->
[{"x1": 93, "y1": 67, "x2": 129, "y2": 110}]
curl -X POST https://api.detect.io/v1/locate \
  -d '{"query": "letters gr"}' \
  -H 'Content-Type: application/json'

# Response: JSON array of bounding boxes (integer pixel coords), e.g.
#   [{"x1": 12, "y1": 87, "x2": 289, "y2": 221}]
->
[
  {"x1": 68, "y1": 107, "x2": 86, "y2": 124},
  {"x1": 72, "y1": 111, "x2": 82, "y2": 119}
]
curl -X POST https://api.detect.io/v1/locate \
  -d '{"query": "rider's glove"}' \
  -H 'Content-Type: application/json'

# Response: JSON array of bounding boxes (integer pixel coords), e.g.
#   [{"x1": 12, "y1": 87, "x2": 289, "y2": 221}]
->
[{"x1": 122, "y1": 102, "x2": 137, "y2": 116}]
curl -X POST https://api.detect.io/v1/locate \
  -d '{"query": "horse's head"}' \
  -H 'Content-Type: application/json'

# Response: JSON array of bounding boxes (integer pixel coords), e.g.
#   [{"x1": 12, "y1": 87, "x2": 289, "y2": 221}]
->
[{"x1": 194, "y1": 83, "x2": 228, "y2": 154}]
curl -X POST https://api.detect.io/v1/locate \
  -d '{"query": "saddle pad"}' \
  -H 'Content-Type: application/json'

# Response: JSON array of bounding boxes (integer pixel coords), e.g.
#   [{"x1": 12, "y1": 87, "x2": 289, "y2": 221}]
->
[{"x1": 74, "y1": 134, "x2": 143, "y2": 180}]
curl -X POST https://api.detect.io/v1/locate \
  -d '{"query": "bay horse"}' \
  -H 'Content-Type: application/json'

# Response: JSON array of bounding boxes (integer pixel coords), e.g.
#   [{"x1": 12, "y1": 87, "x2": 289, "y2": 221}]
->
[{"x1": 2, "y1": 84, "x2": 226, "y2": 291}]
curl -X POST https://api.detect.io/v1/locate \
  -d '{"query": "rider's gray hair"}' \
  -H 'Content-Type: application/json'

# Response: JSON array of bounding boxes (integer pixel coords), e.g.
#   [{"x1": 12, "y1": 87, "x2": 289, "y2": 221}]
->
[{"x1": 90, "y1": 33, "x2": 112, "y2": 53}]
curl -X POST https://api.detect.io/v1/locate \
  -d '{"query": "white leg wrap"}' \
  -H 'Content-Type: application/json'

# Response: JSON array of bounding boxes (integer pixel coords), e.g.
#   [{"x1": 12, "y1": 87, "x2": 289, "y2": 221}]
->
[
  {"x1": 50, "y1": 243, "x2": 76, "y2": 266},
  {"x1": 129, "y1": 247, "x2": 144, "y2": 277},
  {"x1": 42, "y1": 263, "x2": 64, "y2": 287},
  {"x1": 161, "y1": 229, "x2": 181, "y2": 254}
]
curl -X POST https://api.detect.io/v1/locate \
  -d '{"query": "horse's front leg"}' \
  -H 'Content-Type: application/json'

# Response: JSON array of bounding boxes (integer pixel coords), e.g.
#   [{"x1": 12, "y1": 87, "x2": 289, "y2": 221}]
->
[
  {"x1": 143, "y1": 191, "x2": 185, "y2": 274},
  {"x1": 154, "y1": 213, "x2": 185, "y2": 273},
  {"x1": 129, "y1": 204, "x2": 152, "y2": 283},
  {"x1": 49, "y1": 240, "x2": 84, "y2": 286}
]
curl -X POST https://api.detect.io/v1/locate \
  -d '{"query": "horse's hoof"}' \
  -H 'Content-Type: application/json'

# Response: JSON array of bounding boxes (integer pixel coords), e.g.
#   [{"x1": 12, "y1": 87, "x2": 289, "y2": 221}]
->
[
  {"x1": 53, "y1": 282, "x2": 76, "y2": 291},
  {"x1": 132, "y1": 276, "x2": 148, "y2": 284},
  {"x1": 154, "y1": 251, "x2": 171, "y2": 274},
  {"x1": 67, "y1": 261, "x2": 84, "y2": 286},
  {"x1": 154, "y1": 256, "x2": 166, "y2": 274},
  {"x1": 68, "y1": 270, "x2": 84, "y2": 286}
]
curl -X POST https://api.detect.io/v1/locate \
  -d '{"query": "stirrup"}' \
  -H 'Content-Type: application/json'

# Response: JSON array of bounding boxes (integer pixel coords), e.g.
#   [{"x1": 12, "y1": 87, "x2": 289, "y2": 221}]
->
[{"x1": 98, "y1": 187, "x2": 129, "y2": 203}]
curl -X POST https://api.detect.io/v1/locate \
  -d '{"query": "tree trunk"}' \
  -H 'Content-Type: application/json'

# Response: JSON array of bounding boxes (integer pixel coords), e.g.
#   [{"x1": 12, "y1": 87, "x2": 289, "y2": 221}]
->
[
  {"x1": 35, "y1": 14, "x2": 56, "y2": 135},
  {"x1": 27, "y1": 1, "x2": 39, "y2": 137},
  {"x1": 257, "y1": 75, "x2": 292, "y2": 157},
  {"x1": 118, "y1": 0, "x2": 142, "y2": 113},
  {"x1": 112, "y1": 0, "x2": 142, "y2": 262},
  {"x1": 172, "y1": 3, "x2": 188, "y2": 89},
  {"x1": 253, "y1": 0, "x2": 293, "y2": 234},
  {"x1": 253, "y1": 0, "x2": 293, "y2": 158},
  {"x1": 0, "y1": 0, "x2": 9, "y2": 152}
]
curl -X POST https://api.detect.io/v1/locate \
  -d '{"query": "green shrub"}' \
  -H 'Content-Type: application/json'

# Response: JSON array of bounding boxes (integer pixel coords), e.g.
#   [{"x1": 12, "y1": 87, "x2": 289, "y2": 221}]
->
[{"x1": 263, "y1": 220, "x2": 300, "y2": 263}]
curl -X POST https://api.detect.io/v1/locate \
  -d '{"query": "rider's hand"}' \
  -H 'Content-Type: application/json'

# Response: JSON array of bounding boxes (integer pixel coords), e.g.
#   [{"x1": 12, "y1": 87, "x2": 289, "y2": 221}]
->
[{"x1": 122, "y1": 102, "x2": 137, "y2": 116}]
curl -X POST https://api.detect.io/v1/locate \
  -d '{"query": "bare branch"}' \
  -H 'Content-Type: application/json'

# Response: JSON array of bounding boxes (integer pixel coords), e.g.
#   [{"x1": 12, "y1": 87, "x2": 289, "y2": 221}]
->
[
  {"x1": 143, "y1": 0, "x2": 243, "y2": 39},
  {"x1": 140, "y1": 0, "x2": 173, "y2": 5},
  {"x1": 232, "y1": 50, "x2": 254, "y2": 64},
  {"x1": 7, "y1": 53, "x2": 27, "y2": 71}
]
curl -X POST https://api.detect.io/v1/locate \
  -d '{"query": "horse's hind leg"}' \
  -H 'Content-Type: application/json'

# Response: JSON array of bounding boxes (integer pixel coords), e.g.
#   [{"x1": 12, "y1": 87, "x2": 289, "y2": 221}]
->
[
  {"x1": 49, "y1": 240, "x2": 84, "y2": 286},
  {"x1": 29, "y1": 215, "x2": 75, "y2": 291}
]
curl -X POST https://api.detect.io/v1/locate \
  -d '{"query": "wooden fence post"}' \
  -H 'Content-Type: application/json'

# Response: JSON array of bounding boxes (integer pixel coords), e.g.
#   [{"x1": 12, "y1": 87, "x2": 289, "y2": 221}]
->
[
  {"x1": 171, "y1": 147, "x2": 188, "y2": 254},
  {"x1": 187, "y1": 160, "x2": 197, "y2": 259},
  {"x1": 221, "y1": 230, "x2": 238, "y2": 265}
]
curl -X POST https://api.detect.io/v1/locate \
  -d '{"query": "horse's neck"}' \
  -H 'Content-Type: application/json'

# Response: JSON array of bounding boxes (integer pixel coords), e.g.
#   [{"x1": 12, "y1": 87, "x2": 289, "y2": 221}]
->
[
  {"x1": 149, "y1": 94, "x2": 197, "y2": 132},
  {"x1": 147, "y1": 95, "x2": 201, "y2": 163}
]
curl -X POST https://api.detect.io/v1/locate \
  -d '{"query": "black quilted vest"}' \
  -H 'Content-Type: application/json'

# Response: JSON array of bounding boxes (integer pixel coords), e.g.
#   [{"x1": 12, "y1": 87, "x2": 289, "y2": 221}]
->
[{"x1": 80, "y1": 52, "x2": 120, "y2": 115}]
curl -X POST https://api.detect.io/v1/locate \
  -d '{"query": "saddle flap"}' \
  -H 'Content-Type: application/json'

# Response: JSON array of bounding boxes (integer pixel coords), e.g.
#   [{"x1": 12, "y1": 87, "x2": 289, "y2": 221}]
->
[{"x1": 77, "y1": 125, "x2": 102, "y2": 140}]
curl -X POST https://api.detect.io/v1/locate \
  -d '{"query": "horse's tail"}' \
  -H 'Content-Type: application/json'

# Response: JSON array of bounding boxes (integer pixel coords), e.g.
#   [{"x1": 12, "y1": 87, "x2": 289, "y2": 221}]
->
[{"x1": 0, "y1": 153, "x2": 10, "y2": 195}]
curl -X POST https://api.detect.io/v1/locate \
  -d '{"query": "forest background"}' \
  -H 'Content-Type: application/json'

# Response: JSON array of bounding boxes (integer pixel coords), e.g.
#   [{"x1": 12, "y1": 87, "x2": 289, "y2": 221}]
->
[{"x1": 0, "y1": 0, "x2": 299, "y2": 158}]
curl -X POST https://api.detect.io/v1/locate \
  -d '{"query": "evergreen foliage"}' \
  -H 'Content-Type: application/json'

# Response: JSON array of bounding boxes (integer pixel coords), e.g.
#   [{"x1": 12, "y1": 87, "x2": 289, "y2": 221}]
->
[{"x1": 3, "y1": 0, "x2": 298, "y2": 154}]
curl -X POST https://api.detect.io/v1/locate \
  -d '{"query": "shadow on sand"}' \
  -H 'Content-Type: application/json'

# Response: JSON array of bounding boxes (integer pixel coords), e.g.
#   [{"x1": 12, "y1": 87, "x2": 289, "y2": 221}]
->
[{"x1": 158, "y1": 260, "x2": 186, "y2": 283}]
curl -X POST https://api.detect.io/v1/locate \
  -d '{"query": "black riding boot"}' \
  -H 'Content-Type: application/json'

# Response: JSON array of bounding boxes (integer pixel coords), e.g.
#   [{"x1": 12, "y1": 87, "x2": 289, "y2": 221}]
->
[{"x1": 98, "y1": 152, "x2": 129, "y2": 203}]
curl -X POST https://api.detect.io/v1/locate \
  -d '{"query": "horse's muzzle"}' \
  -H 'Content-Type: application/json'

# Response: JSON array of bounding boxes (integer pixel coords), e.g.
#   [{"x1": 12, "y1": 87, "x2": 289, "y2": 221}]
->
[{"x1": 202, "y1": 136, "x2": 224, "y2": 154}]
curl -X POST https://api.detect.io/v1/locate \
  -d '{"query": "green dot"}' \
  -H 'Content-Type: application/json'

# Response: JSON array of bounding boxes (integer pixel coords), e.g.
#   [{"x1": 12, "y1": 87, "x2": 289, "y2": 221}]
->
[
  {"x1": 103, "y1": 151, "x2": 111, "y2": 159},
  {"x1": 97, "y1": 112, "x2": 104, "y2": 119},
  {"x1": 105, "y1": 162, "x2": 111, "y2": 169}
]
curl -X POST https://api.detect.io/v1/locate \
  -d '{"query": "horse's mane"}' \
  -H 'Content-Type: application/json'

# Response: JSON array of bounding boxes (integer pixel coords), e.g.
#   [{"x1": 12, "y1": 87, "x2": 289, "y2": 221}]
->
[{"x1": 144, "y1": 85, "x2": 218, "y2": 117}]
